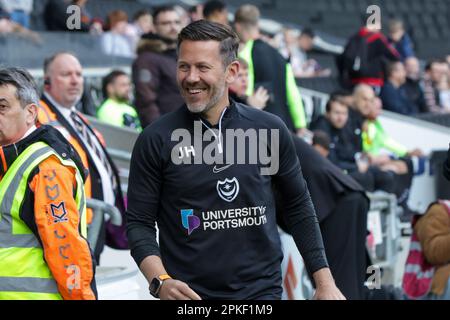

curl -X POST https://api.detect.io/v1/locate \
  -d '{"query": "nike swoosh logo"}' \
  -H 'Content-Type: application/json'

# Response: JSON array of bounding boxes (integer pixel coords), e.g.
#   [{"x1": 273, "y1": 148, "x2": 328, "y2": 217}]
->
[{"x1": 213, "y1": 164, "x2": 232, "y2": 173}]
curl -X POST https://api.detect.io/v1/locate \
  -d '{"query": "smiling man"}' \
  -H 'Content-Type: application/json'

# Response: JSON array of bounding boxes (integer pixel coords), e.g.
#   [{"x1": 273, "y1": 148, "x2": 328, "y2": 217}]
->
[{"x1": 126, "y1": 20, "x2": 344, "y2": 300}]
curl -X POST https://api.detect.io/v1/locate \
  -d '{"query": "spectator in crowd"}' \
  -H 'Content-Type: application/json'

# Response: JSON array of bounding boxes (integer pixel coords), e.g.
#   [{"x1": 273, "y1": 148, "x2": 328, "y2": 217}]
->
[
  {"x1": 0, "y1": 8, "x2": 40, "y2": 43},
  {"x1": 387, "y1": 18, "x2": 415, "y2": 61},
  {"x1": 101, "y1": 10, "x2": 135, "y2": 58},
  {"x1": 312, "y1": 130, "x2": 331, "y2": 158},
  {"x1": 174, "y1": 5, "x2": 190, "y2": 28},
  {"x1": 280, "y1": 27, "x2": 331, "y2": 78},
  {"x1": 423, "y1": 59, "x2": 450, "y2": 114},
  {"x1": 352, "y1": 87, "x2": 415, "y2": 214},
  {"x1": 45, "y1": 0, "x2": 93, "y2": 32},
  {"x1": 38, "y1": 52, "x2": 128, "y2": 261},
  {"x1": 437, "y1": 62, "x2": 450, "y2": 111},
  {"x1": 310, "y1": 89, "x2": 398, "y2": 194},
  {"x1": 127, "y1": 9, "x2": 154, "y2": 51},
  {"x1": 337, "y1": 23, "x2": 400, "y2": 92},
  {"x1": 97, "y1": 70, "x2": 141, "y2": 130},
  {"x1": 414, "y1": 200, "x2": 450, "y2": 300},
  {"x1": 362, "y1": 96, "x2": 423, "y2": 170},
  {"x1": 380, "y1": 61, "x2": 417, "y2": 115},
  {"x1": 0, "y1": 0, "x2": 33, "y2": 28},
  {"x1": 188, "y1": 4, "x2": 203, "y2": 22},
  {"x1": 229, "y1": 58, "x2": 269, "y2": 109},
  {"x1": 132, "y1": 5, "x2": 184, "y2": 128},
  {"x1": 203, "y1": 0, "x2": 228, "y2": 26},
  {"x1": 234, "y1": 4, "x2": 308, "y2": 135},
  {"x1": 310, "y1": 99, "x2": 361, "y2": 173},
  {"x1": 403, "y1": 57, "x2": 428, "y2": 114}
]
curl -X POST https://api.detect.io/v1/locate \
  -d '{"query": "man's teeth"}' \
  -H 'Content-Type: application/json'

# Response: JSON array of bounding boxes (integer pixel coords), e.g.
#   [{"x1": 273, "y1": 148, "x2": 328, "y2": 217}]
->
[{"x1": 188, "y1": 89, "x2": 204, "y2": 94}]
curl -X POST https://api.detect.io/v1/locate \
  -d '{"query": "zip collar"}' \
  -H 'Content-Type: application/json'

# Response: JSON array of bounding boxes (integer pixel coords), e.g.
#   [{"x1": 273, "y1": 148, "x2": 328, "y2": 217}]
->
[{"x1": 184, "y1": 99, "x2": 240, "y2": 154}]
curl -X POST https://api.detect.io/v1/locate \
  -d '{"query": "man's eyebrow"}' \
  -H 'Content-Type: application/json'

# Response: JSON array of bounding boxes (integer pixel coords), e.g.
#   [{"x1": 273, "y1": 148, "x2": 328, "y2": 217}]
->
[{"x1": 0, "y1": 98, "x2": 9, "y2": 104}]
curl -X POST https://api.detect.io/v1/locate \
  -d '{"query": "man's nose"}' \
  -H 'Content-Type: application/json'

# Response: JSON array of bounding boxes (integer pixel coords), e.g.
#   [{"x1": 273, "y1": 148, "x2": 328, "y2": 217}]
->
[
  {"x1": 186, "y1": 68, "x2": 200, "y2": 83},
  {"x1": 71, "y1": 75, "x2": 81, "y2": 84}
]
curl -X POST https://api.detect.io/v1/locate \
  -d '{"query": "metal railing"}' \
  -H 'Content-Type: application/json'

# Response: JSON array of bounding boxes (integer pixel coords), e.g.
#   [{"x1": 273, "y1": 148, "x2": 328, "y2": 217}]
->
[
  {"x1": 86, "y1": 198, "x2": 122, "y2": 251},
  {"x1": 366, "y1": 191, "x2": 403, "y2": 285}
]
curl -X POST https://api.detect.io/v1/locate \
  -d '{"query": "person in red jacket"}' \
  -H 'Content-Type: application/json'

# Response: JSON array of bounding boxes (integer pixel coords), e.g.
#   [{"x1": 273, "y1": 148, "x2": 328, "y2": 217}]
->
[{"x1": 339, "y1": 24, "x2": 401, "y2": 92}]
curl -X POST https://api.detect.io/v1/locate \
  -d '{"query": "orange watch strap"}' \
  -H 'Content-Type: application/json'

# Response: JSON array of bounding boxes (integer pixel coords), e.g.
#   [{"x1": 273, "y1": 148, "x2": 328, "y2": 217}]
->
[{"x1": 158, "y1": 274, "x2": 172, "y2": 281}]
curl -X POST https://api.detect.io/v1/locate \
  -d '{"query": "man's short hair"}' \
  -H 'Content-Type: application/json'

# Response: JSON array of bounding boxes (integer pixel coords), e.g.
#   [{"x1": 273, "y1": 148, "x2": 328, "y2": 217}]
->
[
  {"x1": 312, "y1": 130, "x2": 331, "y2": 151},
  {"x1": 203, "y1": 0, "x2": 226, "y2": 19},
  {"x1": 106, "y1": 10, "x2": 128, "y2": 29},
  {"x1": 330, "y1": 89, "x2": 352, "y2": 100},
  {"x1": 102, "y1": 70, "x2": 128, "y2": 99},
  {"x1": 153, "y1": 5, "x2": 177, "y2": 22},
  {"x1": 177, "y1": 20, "x2": 239, "y2": 67},
  {"x1": 43, "y1": 51, "x2": 78, "y2": 75},
  {"x1": 425, "y1": 58, "x2": 446, "y2": 71},
  {"x1": 133, "y1": 9, "x2": 151, "y2": 22},
  {"x1": 325, "y1": 98, "x2": 346, "y2": 113},
  {"x1": 300, "y1": 28, "x2": 315, "y2": 39},
  {"x1": 0, "y1": 67, "x2": 39, "y2": 108},
  {"x1": 386, "y1": 61, "x2": 403, "y2": 78},
  {"x1": 234, "y1": 4, "x2": 260, "y2": 27},
  {"x1": 388, "y1": 18, "x2": 404, "y2": 33}
]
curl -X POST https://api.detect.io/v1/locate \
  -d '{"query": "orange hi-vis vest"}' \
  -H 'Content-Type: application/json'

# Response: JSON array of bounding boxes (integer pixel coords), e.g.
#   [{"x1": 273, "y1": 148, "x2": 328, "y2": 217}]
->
[{"x1": 37, "y1": 99, "x2": 106, "y2": 224}]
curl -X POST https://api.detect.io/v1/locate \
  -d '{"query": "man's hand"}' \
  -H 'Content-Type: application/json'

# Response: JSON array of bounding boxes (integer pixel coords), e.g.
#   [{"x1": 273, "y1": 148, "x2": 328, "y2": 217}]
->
[
  {"x1": 312, "y1": 283, "x2": 346, "y2": 300},
  {"x1": 159, "y1": 279, "x2": 202, "y2": 300},
  {"x1": 296, "y1": 128, "x2": 313, "y2": 143},
  {"x1": 247, "y1": 87, "x2": 269, "y2": 109},
  {"x1": 311, "y1": 268, "x2": 346, "y2": 300}
]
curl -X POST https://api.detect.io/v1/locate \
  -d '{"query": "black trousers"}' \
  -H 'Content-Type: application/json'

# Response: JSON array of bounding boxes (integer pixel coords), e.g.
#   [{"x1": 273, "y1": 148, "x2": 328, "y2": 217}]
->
[{"x1": 319, "y1": 192, "x2": 369, "y2": 300}]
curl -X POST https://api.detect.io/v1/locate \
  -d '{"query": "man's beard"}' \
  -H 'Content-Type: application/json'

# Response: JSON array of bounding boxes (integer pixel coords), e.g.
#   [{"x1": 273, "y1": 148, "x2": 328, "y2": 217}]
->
[
  {"x1": 114, "y1": 94, "x2": 130, "y2": 104},
  {"x1": 185, "y1": 84, "x2": 225, "y2": 115}
]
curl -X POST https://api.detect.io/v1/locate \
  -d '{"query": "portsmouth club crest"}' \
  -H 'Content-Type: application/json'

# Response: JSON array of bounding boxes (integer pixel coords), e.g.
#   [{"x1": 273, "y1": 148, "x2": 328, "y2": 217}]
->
[{"x1": 216, "y1": 177, "x2": 240, "y2": 202}]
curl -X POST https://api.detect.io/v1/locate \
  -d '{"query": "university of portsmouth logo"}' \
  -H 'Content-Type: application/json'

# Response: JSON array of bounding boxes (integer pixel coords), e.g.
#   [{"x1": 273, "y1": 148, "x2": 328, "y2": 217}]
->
[
  {"x1": 216, "y1": 177, "x2": 239, "y2": 202},
  {"x1": 180, "y1": 209, "x2": 201, "y2": 235}
]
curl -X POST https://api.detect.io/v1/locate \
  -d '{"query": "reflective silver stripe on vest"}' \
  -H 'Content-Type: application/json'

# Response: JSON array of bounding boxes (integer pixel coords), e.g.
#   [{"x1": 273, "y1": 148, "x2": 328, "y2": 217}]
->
[
  {"x1": 0, "y1": 277, "x2": 59, "y2": 294},
  {"x1": 0, "y1": 147, "x2": 53, "y2": 248}
]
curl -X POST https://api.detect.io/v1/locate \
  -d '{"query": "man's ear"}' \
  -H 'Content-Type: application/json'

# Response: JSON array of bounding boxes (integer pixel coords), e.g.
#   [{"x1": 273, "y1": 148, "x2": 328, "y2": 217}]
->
[
  {"x1": 225, "y1": 60, "x2": 240, "y2": 85},
  {"x1": 26, "y1": 103, "x2": 38, "y2": 126}
]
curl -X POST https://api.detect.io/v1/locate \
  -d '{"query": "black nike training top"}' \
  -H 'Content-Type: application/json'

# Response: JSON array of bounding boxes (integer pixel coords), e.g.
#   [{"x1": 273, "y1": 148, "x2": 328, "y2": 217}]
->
[{"x1": 126, "y1": 100, "x2": 328, "y2": 299}]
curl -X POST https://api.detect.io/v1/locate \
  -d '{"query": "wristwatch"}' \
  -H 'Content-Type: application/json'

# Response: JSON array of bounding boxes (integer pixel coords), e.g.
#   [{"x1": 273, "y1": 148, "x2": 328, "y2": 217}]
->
[{"x1": 149, "y1": 274, "x2": 172, "y2": 298}]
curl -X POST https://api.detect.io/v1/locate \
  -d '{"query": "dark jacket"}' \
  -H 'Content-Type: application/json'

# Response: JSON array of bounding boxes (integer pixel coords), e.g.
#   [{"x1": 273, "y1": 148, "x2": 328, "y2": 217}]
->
[
  {"x1": 309, "y1": 115, "x2": 362, "y2": 172},
  {"x1": 444, "y1": 146, "x2": 450, "y2": 181},
  {"x1": 380, "y1": 81, "x2": 417, "y2": 115},
  {"x1": 290, "y1": 135, "x2": 366, "y2": 222},
  {"x1": 402, "y1": 77, "x2": 429, "y2": 114},
  {"x1": 389, "y1": 33, "x2": 415, "y2": 61},
  {"x1": 132, "y1": 34, "x2": 184, "y2": 128},
  {"x1": 126, "y1": 101, "x2": 328, "y2": 299},
  {"x1": 340, "y1": 27, "x2": 400, "y2": 87},
  {"x1": 250, "y1": 39, "x2": 296, "y2": 131}
]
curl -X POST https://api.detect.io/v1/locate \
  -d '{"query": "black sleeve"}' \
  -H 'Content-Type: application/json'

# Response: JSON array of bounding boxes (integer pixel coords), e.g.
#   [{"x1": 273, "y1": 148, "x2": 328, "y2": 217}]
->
[
  {"x1": 126, "y1": 129, "x2": 163, "y2": 266},
  {"x1": 273, "y1": 120, "x2": 329, "y2": 275},
  {"x1": 444, "y1": 145, "x2": 450, "y2": 181}
]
